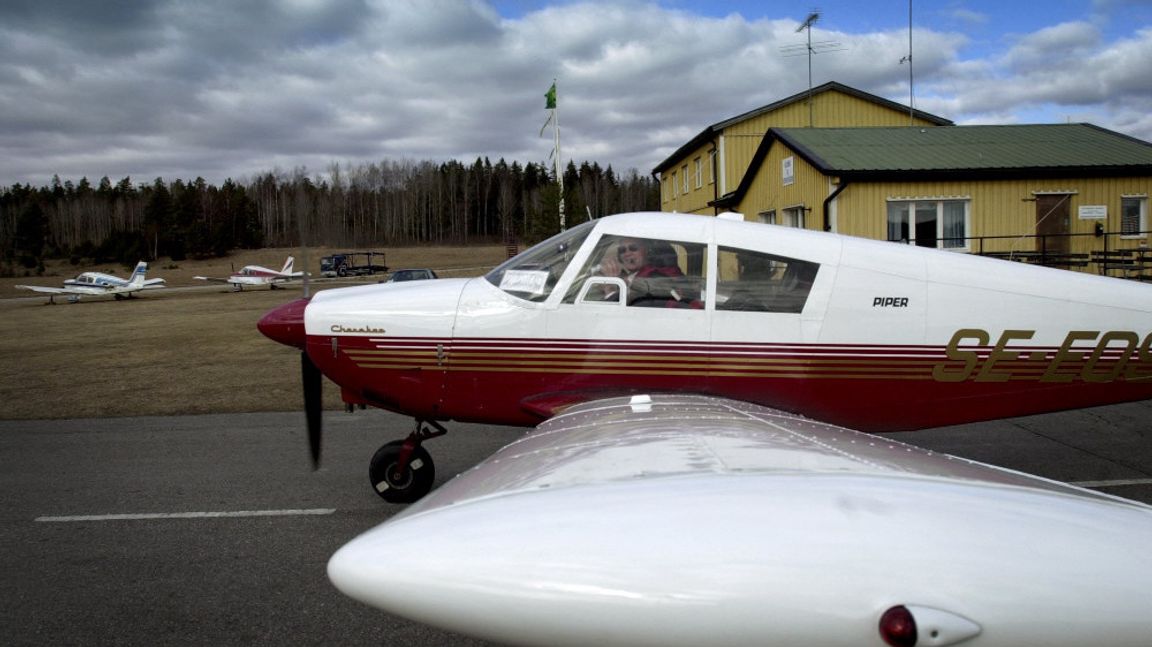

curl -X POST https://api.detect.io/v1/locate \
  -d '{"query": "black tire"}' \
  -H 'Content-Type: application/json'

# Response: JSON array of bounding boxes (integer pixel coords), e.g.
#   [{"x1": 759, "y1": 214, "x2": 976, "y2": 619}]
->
[
  {"x1": 368, "y1": 440, "x2": 435, "y2": 503},
  {"x1": 337, "y1": 266, "x2": 348, "y2": 277}
]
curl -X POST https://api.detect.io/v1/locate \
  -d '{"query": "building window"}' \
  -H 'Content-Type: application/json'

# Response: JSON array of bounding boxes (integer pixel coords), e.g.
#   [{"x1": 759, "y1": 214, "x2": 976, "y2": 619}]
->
[
  {"x1": 693, "y1": 157, "x2": 702, "y2": 189},
  {"x1": 670, "y1": 172, "x2": 677, "y2": 199},
  {"x1": 781, "y1": 206, "x2": 805, "y2": 228},
  {"x1": 708, "y1": 150, "x2": 715, "y2": 185},
  {"x1": 758, "y1": 210, "x2": 775, "y2": 224},
  {"x1": 681, "y1": 164, "x2": 689, "y2": 194},
  {"x1": 887, "y1": 199, "x2": 969, "y2": 249},
  {"x1": 1121, "y1": 195, "x2": 1148, "y2": 238}
]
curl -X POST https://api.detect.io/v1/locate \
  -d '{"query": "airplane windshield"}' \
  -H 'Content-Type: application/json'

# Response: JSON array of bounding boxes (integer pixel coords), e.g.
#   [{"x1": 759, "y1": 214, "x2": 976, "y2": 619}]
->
[{"x1": 485, "y1": 221, "x2": 595, "y2": 302}]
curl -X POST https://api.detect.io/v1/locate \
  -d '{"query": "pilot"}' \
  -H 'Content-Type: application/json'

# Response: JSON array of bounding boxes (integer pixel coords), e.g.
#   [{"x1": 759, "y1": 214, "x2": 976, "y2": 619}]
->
[{"x1": 597, "y1": 238, "x2": 699, "y2": 307}]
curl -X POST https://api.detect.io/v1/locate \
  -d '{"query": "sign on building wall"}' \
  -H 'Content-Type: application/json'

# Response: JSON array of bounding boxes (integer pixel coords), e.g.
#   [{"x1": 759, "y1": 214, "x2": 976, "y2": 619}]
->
[
  {"x1": 1079, "y1": 205, "x2": 1107, "y2": 220},
  {"x1": 782, "y1": 156, "x2": 795, "y2": 186}
]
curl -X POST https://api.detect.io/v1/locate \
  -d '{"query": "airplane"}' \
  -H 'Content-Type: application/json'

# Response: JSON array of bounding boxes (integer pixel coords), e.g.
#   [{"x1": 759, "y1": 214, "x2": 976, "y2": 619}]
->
[
  {"x1": 16, "y1": 261, "x2": 158, "y2": 303},
  {"x1": 64, "y1": 267, "x2": 166, "y2": 290},
  {"x1": 258, "y1": 211, "x2": 1152, "y2": 646},
  {"x1": 194, "y1": 256, "x2": 305, "y2": 290}
]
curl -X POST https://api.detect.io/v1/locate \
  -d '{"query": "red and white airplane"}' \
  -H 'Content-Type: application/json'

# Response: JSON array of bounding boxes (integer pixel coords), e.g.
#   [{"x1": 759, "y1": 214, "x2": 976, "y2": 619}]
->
[
  {"x1": 259, "y1": 212, "x2": 1152, "y2": 646},
  {"x1": 195, "y1": 256, "x2": 305, "y2": 290},
  {"x1": 16, "y1": 261, "x2": 159, "y2": 303}
]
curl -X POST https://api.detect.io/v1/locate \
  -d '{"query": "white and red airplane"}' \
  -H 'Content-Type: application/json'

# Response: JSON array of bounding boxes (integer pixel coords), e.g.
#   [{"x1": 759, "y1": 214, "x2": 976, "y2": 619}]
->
[
  {"x1": 16, "y1": 261, "x2": 158, "y2": 303},
  {"x1": 195, "y1": 256, "x2": 305, "y2": 290},
  {"x1": 259, "y1": 212, "x2": 1152, "y2": 646}
]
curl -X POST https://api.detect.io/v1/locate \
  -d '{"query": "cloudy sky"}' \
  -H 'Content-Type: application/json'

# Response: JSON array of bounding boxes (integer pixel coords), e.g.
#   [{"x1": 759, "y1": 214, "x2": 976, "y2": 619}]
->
[{"x1": 2, "y1": 0, "x2": 1150, "y2": 187}]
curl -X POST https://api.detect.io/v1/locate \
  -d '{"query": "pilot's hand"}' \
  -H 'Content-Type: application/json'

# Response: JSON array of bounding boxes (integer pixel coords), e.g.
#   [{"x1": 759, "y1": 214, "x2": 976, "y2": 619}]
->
[{"x1": 599, "y1": 254, "x2": 621, "y2": 277}]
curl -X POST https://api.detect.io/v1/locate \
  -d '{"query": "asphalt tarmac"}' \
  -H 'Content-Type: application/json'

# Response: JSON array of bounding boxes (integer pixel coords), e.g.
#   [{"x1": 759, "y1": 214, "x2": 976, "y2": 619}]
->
[{"x1": 2, "y1": 402, "x2": 1150, "y2": 646}]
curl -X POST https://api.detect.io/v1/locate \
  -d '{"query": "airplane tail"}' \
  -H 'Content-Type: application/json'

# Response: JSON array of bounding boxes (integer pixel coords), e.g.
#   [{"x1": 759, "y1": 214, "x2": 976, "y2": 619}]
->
[
  {"x1": 281, "y1": 256, "x2": 295, "y2": 275},
  {"x1": 127, "y1": 261, "x2": 149, "y2": 288}
]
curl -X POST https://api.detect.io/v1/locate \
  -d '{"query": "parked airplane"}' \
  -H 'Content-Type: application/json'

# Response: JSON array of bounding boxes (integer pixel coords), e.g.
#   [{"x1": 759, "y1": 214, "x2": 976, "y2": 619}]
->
[
  {"x1": 64, "y1": 267, "x2": 166, "y2": 290},
  {"x1": 194, "y1": 256, "x2": 305, "y2": 290},
  {"x1": 16, "y1": 261, "x2": 157, "y2": 303},
  {"x1": 259, "y1": 212, "x2": 1152, "y2": 646}
]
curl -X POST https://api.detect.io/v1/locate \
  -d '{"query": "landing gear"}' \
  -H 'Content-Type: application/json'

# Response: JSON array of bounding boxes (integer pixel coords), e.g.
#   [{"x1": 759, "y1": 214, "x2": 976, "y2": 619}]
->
[{"x1": 368, "y1": 420, "x2": 446, "y2": 503}]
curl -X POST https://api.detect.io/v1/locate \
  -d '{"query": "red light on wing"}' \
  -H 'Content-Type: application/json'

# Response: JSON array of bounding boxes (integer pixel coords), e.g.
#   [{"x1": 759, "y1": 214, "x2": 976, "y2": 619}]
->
[{"x1": 879, "y1": 605, "x2": 917, "y2": 647}]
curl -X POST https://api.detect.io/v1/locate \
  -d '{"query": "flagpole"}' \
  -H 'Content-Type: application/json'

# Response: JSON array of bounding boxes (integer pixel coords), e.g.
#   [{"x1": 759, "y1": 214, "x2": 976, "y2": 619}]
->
[{"x1": 555, "y1": 93, "x2": 564, "y2": 231}]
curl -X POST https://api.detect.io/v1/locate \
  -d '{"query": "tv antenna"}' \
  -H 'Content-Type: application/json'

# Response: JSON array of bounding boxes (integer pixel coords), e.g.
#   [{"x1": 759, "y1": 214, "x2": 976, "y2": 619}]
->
[
  {"x1": 781, "y1": 10, "x2": 844, "y2": 126},
  {"x1": 899, "y1": 0, "x2": 914, "y2": 125}
]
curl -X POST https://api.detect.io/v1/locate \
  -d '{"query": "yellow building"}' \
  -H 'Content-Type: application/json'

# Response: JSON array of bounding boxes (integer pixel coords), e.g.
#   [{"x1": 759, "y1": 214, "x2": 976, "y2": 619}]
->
[
  {"x1": 653, "y1": 82, "x2": 952, "y2": 215},
  {"x1": 715, "y1": 124, "x2": 1152, "y2": 274}
]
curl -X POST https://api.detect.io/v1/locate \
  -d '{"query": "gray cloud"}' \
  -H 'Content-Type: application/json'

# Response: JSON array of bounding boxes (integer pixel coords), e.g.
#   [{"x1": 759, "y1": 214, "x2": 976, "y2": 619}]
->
[{"x1": 1, "y1": 1, "x2": 1149, "y2": 187}]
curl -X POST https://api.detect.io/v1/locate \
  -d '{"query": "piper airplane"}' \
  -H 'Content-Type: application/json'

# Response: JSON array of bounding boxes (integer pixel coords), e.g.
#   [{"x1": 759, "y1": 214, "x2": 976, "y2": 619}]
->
[
  {"x1": 195, "y1": 256, "x2": 304, "y2": 290},
  {"x1": 63, "y1": 267, "x2": 166, "y2": 290},
  {"x1": 259, "y1": 212, "x2": 1152, "y2": 646},
  {"x1": 16, "y1": 261, "x2": 158, "y2": 303}
]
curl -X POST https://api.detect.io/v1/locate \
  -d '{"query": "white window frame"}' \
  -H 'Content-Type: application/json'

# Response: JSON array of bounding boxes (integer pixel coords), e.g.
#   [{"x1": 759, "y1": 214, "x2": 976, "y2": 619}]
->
[
  {"x1": 781, "y1": 205, "x2": 805, "y2": 229},
  {"x1": 886, "y1": 197, "x2": 971, "y2": 250},
  {"x1": 694, "y1": 157, "x2": 702, "y2": 189},
  {"x1": 681, "y1": 164, "x2": 689, "y2": 194},
  {"x1": 1120, "y1": 195, "x2": 1148, "y2": 239}
]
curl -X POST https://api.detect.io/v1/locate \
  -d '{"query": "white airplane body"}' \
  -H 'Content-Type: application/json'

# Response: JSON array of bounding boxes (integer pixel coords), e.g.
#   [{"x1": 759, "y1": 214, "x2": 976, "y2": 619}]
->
[
  {"x1": 195, "y1": 256, "x2": 304, "y2": 290},
  {"x1": 257, "y1": 212, "x2": 1152, "y2": 646},
  {"x1": 63, "y1": 269, "x2": 165, "y2": 290},
  {"x1": 16, "y1": 261, "x2": 156, "y2": 303}
]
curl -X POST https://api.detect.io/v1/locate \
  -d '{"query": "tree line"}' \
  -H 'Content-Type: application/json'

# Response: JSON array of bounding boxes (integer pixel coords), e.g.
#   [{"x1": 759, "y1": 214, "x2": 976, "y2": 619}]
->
[{"x1": 0, "y1": 158, "x2": 658, "y2": 276}]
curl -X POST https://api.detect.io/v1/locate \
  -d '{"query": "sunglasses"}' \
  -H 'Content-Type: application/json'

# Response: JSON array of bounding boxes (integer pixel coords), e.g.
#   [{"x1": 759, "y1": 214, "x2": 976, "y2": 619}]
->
[{"x1": 617, "y1": 243, "x2": 642, "y2": 254}]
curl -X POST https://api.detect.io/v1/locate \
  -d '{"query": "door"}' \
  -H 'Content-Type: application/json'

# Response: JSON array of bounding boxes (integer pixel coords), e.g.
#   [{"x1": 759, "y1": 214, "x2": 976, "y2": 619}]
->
[{"x1": 1035, "y1": 194, "x2": 1071, "y2": 255}]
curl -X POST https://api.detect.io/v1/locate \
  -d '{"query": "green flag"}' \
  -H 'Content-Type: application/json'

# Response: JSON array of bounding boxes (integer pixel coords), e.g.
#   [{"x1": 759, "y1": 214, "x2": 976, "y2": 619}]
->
[{"x1": 545, "y1": 82, "x2": 557, "y2": 110}]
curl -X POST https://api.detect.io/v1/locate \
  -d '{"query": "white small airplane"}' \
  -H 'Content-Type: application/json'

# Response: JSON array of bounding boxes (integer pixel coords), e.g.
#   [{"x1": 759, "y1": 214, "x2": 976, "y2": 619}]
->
[
  {"x1": 259, "y1": 212, "x2": 1152, "y2": 646},
  {"x1": 16, "y1": 261, "x2": 157, "y2": 303},
  {"x1": 63, "y1": 267, "x2": 166, "y2": 290},
  {"x1": 194, "y1": 256, "x2": 305, "y2": 290}
]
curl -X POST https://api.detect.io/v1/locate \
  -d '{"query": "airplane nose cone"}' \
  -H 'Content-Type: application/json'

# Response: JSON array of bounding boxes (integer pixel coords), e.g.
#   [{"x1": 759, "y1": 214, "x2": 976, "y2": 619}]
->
[{"x1": 257, "y1": 297, "x2": 310, "y2": 349}]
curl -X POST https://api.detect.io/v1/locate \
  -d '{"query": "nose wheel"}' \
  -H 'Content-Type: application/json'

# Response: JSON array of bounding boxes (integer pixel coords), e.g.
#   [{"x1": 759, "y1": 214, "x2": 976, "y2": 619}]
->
[{"x1": 368, "y1": 420, "x2": 446, "y2": 504}]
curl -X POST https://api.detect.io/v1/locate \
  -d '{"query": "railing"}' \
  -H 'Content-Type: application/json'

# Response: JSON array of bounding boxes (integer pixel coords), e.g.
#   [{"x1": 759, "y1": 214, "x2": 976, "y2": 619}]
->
[{"x1": 895, "y1": 230, "x2": 1152, "y2": 280}]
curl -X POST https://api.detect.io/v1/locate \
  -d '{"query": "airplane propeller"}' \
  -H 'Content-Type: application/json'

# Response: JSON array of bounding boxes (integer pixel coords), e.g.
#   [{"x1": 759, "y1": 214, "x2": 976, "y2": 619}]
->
[
  {"x1": 256, "y1": 296, "x2": 318, "y2": 467},
  {"x1": 302, "y1": 350, "x2": 323, "y2": 467}
]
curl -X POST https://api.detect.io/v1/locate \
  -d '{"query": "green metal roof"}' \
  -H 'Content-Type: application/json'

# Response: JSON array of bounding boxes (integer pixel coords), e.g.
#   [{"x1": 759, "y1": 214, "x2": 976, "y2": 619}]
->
[{"x1": 773, "y1": 123, "x2": 1152, "y2": 173}]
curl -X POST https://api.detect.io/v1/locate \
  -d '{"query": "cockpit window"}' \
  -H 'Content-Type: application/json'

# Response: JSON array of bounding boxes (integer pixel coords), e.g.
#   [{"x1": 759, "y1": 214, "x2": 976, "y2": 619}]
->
[
  {"x1": 716, "y1": 246, "x2": 819, "y2": 313},
  {"x1": 484, "y1": 221, "x2": 595, "y2": 302},
  {"x1": 563, "y1": 235, "x2": 706, "y2": 309}
]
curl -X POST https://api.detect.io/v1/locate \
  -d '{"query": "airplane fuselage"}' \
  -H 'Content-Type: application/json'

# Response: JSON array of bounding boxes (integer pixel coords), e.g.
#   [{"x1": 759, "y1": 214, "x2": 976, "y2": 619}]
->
[{"x1": 264, "y1": 213, "x2": 1152, "y2": 432}]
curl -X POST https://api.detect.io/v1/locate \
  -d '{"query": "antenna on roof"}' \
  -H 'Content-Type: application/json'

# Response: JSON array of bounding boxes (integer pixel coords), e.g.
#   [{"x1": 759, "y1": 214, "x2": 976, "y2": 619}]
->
[
  {"x1": 781, "y1": 10, "x2": 844, "y2": 127},
  {"x1": 899, "y1": 0, "x2": 914, "y2": 126}
]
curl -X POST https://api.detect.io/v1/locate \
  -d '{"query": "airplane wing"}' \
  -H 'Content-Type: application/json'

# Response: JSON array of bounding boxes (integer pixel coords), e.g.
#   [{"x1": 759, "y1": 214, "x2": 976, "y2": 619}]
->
[
  {"x1": 329, "y1": 394, "x2": 1152, "y2": 647},
  {"x1": 193, "y1": 276, "x2": 231, "y2": 283},
  {"x1": 15, "y1": 284, "x2": 105, "y2": 296}
]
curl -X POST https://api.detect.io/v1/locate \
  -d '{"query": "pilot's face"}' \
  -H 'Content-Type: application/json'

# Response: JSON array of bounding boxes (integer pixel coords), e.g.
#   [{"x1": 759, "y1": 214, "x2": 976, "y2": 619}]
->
[{"x1": 617, "y1": 239, "x2": 647, "y2": 272}]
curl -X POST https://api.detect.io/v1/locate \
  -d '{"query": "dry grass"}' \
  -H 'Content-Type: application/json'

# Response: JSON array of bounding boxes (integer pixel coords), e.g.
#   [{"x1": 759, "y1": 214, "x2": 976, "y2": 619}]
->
[{"x1": 0, "y1": 246, "x2": 509, "y2": 419}]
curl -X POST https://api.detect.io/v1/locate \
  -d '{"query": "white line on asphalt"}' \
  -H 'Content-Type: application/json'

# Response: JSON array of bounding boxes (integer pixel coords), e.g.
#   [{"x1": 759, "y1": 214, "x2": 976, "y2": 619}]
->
[
  {"x1": 1071, "y1": 478, "x2": 1152, "y2": 488},
  {"x1": 34, "y1": 508, "x2": 336, "y2": 522}
]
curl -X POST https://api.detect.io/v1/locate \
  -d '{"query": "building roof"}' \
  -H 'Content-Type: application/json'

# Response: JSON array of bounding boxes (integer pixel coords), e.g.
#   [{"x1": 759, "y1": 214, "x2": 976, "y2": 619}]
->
[
  {"x1": 775, "y1": 123, "x2": 1152, "y2": 173},
  {"x1": 715, "y1": 123, "x2": 1152, "y2": 208},
  {"x1": 651, "y1": 81, "x2": 953, "y2": 174}
]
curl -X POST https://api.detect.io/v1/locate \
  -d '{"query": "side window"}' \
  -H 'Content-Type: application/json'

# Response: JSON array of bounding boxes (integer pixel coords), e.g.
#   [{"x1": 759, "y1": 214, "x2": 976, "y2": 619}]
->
[
  {"x1": 564, "y1": 235, "x2": 706, "y2": 309},
  {"x1": 716, "y1": 247, "x2": 819, "y2": 314}
]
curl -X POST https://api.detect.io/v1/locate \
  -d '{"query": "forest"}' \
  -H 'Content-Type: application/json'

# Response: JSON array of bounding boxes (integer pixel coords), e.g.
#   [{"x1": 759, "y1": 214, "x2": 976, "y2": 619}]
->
[{"x1": 0, "y1": 157, "x2": 659, "y2": 276}]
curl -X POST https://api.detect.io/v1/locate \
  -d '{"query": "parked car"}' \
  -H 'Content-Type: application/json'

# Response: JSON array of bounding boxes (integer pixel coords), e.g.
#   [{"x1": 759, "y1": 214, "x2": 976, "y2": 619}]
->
[{"x1": 381, "y1": 268, "x2": 439, "y2": 283}]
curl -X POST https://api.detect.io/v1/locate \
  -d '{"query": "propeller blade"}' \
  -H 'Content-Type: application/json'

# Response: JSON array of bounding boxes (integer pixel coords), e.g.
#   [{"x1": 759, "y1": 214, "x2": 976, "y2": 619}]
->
[{"x1": 301, "y1": 350, "x2": 323, "y2": 468}]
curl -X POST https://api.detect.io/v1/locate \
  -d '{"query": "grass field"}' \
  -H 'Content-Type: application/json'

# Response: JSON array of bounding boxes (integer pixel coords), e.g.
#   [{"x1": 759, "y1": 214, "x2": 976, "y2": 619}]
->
[{"x1": 0, "y1": 245, "x2": 508, "y2": 420}]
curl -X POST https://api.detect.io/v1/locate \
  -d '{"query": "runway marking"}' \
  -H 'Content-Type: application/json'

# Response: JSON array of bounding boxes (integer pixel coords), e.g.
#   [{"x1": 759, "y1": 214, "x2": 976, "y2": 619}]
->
[
  {"x1": 1071, "y1": 478, "x2": 1152, "y2": 489},
  {"x1": 34, "y1": 508, "x2": 336, "y2": 522}
]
